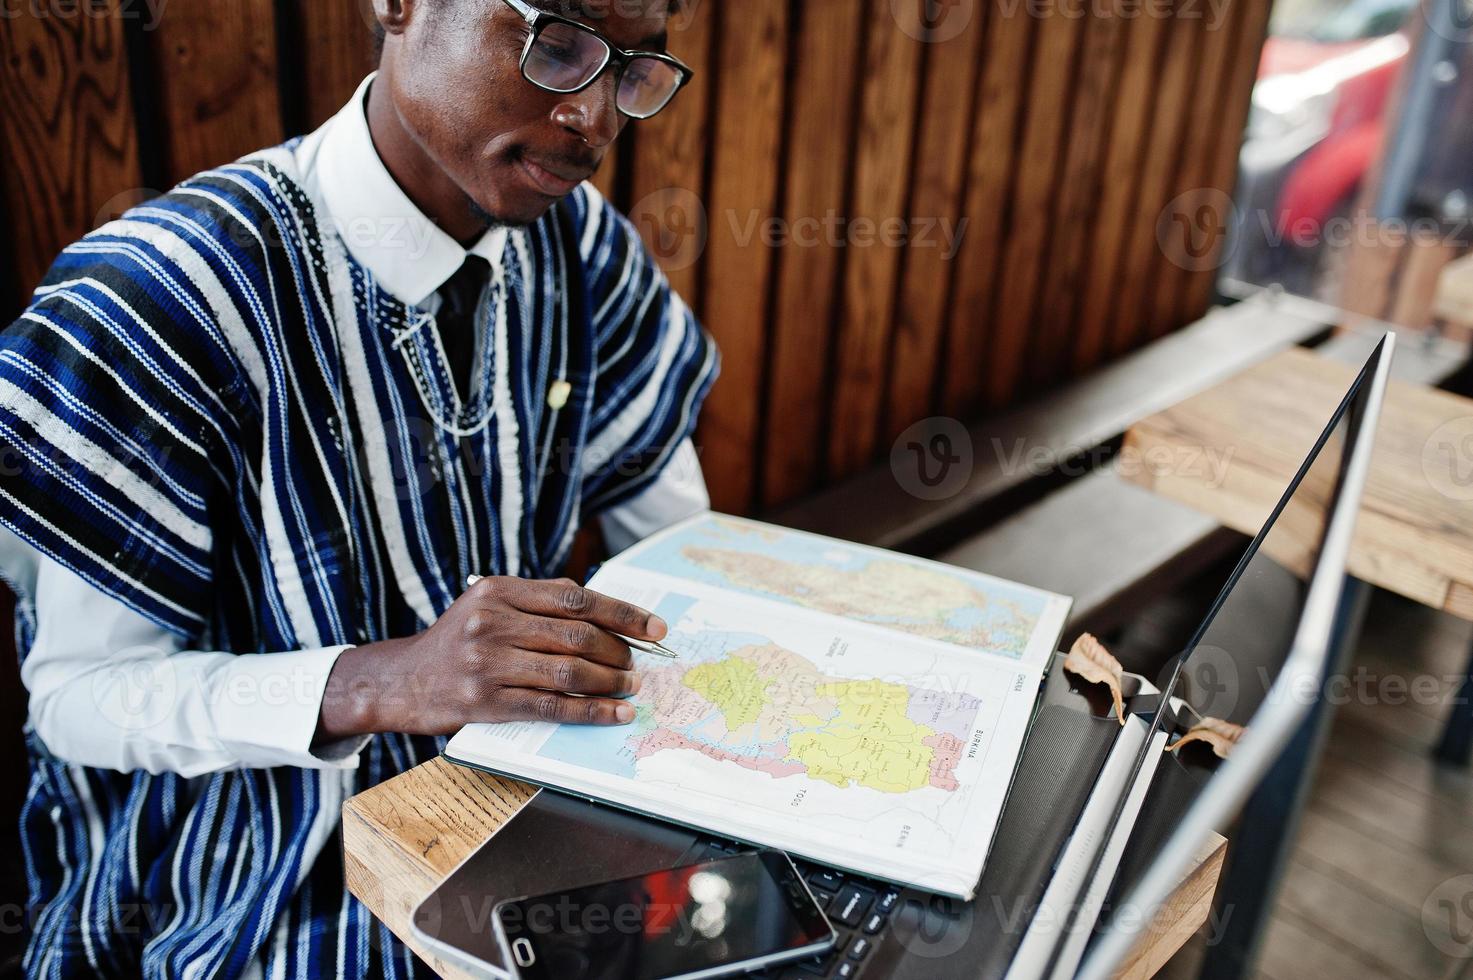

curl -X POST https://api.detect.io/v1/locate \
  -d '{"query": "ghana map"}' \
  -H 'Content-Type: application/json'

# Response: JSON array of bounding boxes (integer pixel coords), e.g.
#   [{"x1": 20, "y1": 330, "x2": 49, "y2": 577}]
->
[{"x1": 446, "y1": 513, "x2": 1071, "y2": 896}]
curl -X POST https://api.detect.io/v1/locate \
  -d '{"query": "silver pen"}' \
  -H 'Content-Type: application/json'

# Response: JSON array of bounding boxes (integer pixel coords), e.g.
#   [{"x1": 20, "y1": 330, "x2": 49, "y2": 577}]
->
[{"x1": 465, "y1": 575, "x2": 679, "y2": 659}]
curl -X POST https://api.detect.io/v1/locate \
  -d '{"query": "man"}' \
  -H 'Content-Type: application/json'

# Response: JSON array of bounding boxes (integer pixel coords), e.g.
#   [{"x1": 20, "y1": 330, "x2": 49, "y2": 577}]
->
[{"x1": 0, "y1": 0, "x2": 716, "y2": 976}]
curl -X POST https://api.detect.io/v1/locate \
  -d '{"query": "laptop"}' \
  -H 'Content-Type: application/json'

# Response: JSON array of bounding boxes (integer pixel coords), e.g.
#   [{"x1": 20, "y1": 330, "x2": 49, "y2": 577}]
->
[{"x1": 410, "y1": 335, "x2": 1394, "y2": 980}]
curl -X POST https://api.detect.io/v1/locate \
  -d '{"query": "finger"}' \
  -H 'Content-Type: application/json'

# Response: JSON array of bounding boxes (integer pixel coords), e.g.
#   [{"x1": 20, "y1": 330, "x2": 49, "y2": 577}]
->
[
  {"x1": 509, "y1": 579, "x2": 667, "y2": 641},
  {"x1": 516, "y1": 616, "x2": 636, "y2": 670},
  {"x1": 507, "y1": 652, "x2": 643, "y2": 698},
  {"x1": 498, "y1": 688, "x2": 637, "y2": 726}
]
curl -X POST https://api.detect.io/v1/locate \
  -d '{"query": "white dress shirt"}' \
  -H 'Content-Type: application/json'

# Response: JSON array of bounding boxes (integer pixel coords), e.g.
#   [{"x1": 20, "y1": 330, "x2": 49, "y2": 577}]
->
[{"x1": 13, "y1": 73, "x2": 709, "y2": 776}]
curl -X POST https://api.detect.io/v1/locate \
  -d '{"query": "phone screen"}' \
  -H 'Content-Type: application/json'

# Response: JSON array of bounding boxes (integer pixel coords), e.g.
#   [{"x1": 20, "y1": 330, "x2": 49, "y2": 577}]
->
[{"x1": 494, "y1": 851, "x2": 835, "y2": 980}]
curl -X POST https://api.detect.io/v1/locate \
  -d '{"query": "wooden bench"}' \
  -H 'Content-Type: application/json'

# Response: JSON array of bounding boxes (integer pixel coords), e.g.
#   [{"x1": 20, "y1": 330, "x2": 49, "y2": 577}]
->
[
  {"x1": 768, "y1": 292, "x2": 1334, "y2": 555},
  {"x1": 1125, "y1": 344, "x2": 1473, "y2": 619}
]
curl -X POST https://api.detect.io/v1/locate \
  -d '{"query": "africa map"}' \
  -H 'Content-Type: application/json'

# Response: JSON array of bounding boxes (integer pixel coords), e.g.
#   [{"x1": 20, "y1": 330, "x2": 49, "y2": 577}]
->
[
  {"x1": 622, "y1": 515, "x2": 1047, "y2": 658},
  {"x1": 539, "y1": 594, "x2": 985, "y2": 796}
]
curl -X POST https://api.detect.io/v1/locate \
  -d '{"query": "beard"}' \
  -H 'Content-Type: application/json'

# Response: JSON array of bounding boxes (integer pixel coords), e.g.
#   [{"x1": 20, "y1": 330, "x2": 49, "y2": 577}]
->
[{"x1": 464, "y1": 195, "x2": 521, "y2": 232}]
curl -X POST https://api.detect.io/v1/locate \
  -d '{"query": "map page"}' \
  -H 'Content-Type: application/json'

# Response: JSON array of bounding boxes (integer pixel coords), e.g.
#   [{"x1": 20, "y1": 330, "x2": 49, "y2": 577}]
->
[
  {"x1": 619, "y1": 513, "x2": 1064, "y2": 662},
  {"x1": 445, "y1": 514, "x2": 1071, "y2": 898}
]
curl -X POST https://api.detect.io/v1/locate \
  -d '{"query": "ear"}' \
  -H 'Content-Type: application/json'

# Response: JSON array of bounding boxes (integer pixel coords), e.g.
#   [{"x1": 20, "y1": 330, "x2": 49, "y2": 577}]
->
[{"x1": 372, "y1": 0, "x2": 415, "y2": 36}]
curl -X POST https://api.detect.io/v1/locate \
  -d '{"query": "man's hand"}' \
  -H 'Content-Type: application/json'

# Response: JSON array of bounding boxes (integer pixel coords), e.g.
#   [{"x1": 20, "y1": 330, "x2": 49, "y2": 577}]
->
[{"x1": 317, "y1": 577, "x2": 666, "y2": 740}]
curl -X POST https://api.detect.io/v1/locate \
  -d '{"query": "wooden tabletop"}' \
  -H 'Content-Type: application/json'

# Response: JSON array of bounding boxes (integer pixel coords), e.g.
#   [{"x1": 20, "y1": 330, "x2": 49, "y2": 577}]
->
[
  {"x1": 1123, "y1": 345, "x2": 1473, "y2": 621},
  {"x1": 343, "y1": 756, "x2": 1227, "y2": 979}
]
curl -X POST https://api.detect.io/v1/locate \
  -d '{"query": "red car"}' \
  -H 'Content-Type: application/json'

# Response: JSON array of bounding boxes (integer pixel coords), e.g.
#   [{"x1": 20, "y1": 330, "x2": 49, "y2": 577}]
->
[{"x1": 1224, "y1": 0, "x2": 1414, "y2": 290}]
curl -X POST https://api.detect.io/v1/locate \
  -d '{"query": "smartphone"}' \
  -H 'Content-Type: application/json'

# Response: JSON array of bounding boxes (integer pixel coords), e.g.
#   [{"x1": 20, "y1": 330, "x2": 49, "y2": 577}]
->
[{"x1": 492, "y1": 850, "x2": 836, "y2": 980}]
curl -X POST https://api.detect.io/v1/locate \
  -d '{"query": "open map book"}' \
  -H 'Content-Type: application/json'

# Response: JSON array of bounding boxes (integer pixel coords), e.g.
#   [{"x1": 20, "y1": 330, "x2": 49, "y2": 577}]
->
[{"x1": 445, "y1": 513, "x2": 1071, "y2": 899}]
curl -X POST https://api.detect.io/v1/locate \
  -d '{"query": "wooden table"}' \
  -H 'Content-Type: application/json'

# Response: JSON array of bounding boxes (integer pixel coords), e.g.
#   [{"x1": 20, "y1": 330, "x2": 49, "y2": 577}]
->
[
  {"x1": 1123, "y1": 342, "x2": 1473, "y2": 770},
  {"x1": 1123, "y1": 345, "x2": 1473, "y2": 621},
  {"x1": 343, "y1": 757, "x2": 1227, "y2": 979}
]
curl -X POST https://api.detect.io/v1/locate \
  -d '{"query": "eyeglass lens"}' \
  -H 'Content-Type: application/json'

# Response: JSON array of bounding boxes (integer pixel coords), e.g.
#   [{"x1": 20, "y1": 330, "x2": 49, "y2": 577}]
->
[
  {"x1": 524, "y1": 21, "x2": 683, "y2": 118},
  {"x1": 617, "y1": 57, "x2": 682, "y2": 118}
]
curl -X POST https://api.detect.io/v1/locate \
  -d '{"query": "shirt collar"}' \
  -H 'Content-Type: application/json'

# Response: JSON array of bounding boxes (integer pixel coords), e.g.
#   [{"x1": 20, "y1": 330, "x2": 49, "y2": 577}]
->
[{"x1": 317, "y1": 73, "x2": 507, "y2": 309}]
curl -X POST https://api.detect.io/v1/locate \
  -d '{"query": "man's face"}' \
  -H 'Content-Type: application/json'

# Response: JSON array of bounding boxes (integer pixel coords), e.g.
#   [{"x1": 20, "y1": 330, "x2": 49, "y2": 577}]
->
[{"x1": 384, "y1": 0, "x2": 673, "y2": 227}]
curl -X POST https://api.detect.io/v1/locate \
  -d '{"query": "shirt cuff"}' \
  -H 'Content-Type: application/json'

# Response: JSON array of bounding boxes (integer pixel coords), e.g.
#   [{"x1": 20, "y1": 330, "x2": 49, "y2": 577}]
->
[{"x1": 211, "y1": 645, "x2": 370, "y2": 770}]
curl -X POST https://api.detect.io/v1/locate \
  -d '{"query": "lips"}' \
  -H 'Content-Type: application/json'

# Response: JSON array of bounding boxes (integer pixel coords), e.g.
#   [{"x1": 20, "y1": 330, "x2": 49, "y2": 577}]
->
[{"x1": 518, "y1": 156, "x2": 591, "y2": 197}]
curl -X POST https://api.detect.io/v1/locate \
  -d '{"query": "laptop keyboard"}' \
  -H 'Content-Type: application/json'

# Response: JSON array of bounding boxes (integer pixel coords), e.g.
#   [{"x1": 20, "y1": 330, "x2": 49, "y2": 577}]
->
[{"x1": 691, "y1": 841, "x2": 901, "y2": 979}]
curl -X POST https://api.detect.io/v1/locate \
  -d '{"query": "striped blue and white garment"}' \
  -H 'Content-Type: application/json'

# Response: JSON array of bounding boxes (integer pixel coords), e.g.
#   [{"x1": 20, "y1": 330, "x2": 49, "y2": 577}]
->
[{"x1": 0, "y1": 144, "x2": 718, "y2": 978}]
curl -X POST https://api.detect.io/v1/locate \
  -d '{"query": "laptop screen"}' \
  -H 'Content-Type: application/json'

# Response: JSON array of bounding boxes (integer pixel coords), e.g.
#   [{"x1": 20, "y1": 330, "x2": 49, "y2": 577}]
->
[
  {"x1": 1168, "y1": 355, "x2": 1365, "y2": 730},
  {"x1": 1092, "y1": 338, "x2": 1384, "y2": 938}
]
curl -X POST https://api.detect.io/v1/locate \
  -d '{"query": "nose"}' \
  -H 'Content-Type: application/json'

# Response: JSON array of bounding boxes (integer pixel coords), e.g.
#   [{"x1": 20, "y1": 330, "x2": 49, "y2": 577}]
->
[{"x1": 552, "y1": 70, "x2": 622, "y2": 148}]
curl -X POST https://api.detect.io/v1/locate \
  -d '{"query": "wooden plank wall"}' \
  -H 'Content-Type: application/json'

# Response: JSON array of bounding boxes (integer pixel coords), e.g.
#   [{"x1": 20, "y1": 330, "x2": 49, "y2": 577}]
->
[{"x1": 0, "y1": 0, "x2": 1272, "y2": 515}]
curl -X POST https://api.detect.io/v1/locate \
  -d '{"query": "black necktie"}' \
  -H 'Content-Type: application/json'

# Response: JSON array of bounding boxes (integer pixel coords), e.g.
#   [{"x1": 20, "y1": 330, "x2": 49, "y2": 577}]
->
[{"x1": 435, "y1": 255, "x2": 491, "y2": 402}]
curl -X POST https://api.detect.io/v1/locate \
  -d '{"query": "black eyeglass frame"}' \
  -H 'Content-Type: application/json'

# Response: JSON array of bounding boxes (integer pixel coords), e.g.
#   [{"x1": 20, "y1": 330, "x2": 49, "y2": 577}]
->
[{"x1": 502, "y1": 0, "x2": 695, "y2": 120}]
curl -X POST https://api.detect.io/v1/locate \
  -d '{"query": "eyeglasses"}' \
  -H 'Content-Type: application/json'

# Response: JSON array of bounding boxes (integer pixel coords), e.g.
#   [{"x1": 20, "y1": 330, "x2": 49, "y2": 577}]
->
[{"x1": 502, "y1": 0, "x2": 694, "y2": 120}]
